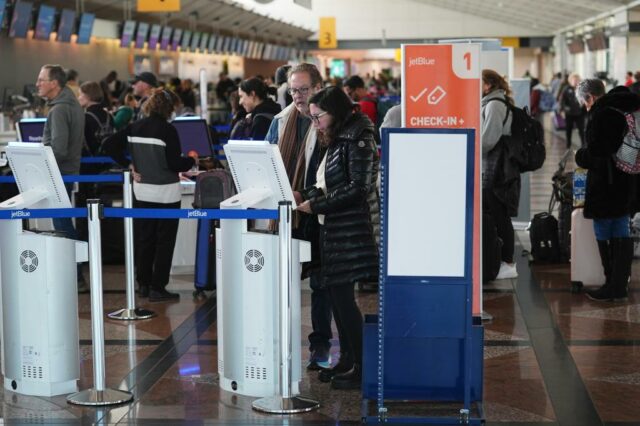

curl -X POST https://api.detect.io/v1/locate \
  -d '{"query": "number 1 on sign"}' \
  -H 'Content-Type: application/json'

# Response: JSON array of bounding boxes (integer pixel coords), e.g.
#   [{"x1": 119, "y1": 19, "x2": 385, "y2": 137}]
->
[{"x1": 463, "y1": 52, "x2": 471, "y2": 71}]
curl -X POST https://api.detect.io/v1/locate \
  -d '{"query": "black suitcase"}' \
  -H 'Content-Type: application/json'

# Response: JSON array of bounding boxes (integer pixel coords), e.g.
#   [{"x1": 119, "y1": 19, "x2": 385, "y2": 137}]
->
[
  {"x1": 483, "y1": 212, "x2": 503, "y2": 283},
  {"x1": 529, "y1": 212, "x2": 561, "y2": 263},
  {"x1": 557, "y1": 201, "x2": 572, "y2": 262},
  {"x1": 192, "y1": 169, "x2": 236, "y2": 297}
]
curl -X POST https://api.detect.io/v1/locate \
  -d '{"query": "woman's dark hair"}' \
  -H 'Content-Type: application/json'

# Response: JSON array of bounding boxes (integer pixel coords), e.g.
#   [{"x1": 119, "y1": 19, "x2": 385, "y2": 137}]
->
[
  {"x1": 79, "y1": 81, "x2": 103, "y2": 103},
  {"x1": 239, "y1": 77, "x2": 268, "y2": 101},
  {"x1": 142, "y1": 88, "x2": 179, "y2": 119},
  {"x1": 482, "y1": 69, "x2": 514, "y2": 105},
  {"x1": 308, "y1": 86, "x2": 355, "y2": 145}
]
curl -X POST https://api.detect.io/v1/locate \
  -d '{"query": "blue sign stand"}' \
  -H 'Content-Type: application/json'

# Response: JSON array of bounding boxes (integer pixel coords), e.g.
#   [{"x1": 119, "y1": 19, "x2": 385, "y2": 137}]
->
[{"x1": 362, "y1": 128, "x2": 483, "y2": 424}]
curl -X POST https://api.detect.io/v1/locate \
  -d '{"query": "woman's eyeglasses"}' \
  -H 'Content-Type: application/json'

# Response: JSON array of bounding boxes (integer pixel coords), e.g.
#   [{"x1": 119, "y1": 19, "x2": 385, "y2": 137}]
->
[{"x1": 310, "y1": 111, "x2": 328, "y2": 123}]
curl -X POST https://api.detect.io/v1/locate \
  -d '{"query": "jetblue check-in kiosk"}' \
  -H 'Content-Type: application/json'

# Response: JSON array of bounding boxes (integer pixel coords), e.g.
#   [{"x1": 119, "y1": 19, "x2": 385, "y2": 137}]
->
[
  {"x1": 0, "y1": 143, "x2": 87, "y2": 396},
  {"x1": 363, "y1": 129, "x2": 483, "y2": 423},
  {"x1": 216, "y1": 140, "x2": 309, "y2": 397}
]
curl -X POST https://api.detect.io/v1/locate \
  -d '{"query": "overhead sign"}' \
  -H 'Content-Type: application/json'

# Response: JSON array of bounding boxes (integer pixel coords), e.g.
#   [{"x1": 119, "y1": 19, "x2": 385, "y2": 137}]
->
[
  {"x1": 318, "y1": 17, "x2": 337, "y2": 49},
  {"x1": 137, "y1": 0, "x2": 181, "y2": 12},
  {"x1": 402, "y1": 43, "x2": 482, "y2": 315}
]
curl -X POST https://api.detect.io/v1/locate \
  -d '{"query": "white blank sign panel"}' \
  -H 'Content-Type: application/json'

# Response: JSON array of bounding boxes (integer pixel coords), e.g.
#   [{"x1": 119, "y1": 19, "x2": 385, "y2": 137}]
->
[{"x1": 387, "y1": 132, "x2": 468, "y2": 277}]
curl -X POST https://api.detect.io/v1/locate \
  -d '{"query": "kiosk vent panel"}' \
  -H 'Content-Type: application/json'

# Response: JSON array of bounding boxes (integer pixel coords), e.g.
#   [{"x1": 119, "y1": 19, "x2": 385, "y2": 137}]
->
[
  {"x1": 22, "y1": 365, "x2": 44, "y2": 379},
  {"x1": 245, "y1": 366, "x2": 267, "y2": 381},
  {"x1": 19, "y1": 250, "x2": 39, "y2": 273},
  {"x1": 244, "y1": 249, "x2": 264, "y2": 272}
]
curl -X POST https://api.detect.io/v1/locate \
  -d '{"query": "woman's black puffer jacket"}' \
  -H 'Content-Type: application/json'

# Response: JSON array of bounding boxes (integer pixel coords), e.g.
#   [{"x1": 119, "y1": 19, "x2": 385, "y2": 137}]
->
[
  {"x1": 575, "y1": 89, "x2": 640, "y2": 219},
  {"x1": 302, "y1": 112, "x2": 379, "y2": 288}
]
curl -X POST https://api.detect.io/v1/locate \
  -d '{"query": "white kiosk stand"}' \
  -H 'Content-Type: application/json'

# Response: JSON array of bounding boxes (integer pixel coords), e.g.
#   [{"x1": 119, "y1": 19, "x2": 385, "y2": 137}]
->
[
  {"x1": 216, "y1": 140, "x2": 308, "y2": 398},
  {"x1": 0, "y1": 142, "x2": 87, "y2": 396}
]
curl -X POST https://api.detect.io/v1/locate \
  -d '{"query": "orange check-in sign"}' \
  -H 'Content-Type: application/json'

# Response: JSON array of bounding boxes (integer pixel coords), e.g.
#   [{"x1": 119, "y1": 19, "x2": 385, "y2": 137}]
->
[{"x1": 402, "y1": 43, "x2": 483, "y2": 316}]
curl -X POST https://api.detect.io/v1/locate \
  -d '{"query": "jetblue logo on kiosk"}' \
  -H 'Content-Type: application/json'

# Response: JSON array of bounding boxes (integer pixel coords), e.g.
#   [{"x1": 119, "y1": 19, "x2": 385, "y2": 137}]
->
[
  {"x1": 11, "y1": 210, "x2": 30, "y2": 219},
  {"x1": 187, "y1": 210, "x2": 207, "y2": 218}
]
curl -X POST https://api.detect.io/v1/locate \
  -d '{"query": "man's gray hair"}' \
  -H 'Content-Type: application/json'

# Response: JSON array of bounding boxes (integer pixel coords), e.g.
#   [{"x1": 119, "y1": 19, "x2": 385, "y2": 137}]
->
[
  {"x1": 42, "y1": 64, "x2": 67, "y2": 88},
  {"x1": 576, "y1": 78, "x2": 605, "y2": 104},
  {"x1": 288, "y1": 63, "x2": 323, "y2": 87}
]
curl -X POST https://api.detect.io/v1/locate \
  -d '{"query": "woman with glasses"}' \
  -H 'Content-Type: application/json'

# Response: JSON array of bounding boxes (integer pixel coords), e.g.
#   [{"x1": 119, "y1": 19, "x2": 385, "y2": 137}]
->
[
  {"x1": 230, "y1": 77, "x2": 281, "y2": 140},
  {"x1": 295, "y1": 86, "x2": 379, "y2": 390},
  {"x1": 103, "y1": 88, "x2": 199, "y2": 302}
]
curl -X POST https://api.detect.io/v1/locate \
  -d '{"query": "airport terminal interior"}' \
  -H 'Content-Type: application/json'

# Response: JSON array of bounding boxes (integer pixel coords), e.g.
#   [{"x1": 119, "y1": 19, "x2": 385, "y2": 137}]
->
[{"x1": 2, "y1": 0, "x2": 640, "y2": 425}]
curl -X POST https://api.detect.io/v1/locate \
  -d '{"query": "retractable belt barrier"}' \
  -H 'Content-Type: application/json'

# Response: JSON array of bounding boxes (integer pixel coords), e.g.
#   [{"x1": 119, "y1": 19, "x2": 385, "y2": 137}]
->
[
  {"x1": 0, "y1": 199, "x2": 280, "y2": 407},
  {"x1": 0, "y1": 207, "x2": 278, "y2": 220},
  {"x1": 0, "y1": 174, "x2": 124, "y2": 184}
]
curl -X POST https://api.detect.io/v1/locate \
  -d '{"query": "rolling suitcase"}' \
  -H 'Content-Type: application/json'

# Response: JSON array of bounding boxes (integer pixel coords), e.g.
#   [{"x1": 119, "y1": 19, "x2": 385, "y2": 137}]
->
[
  {"x1": 192, "y1": 169, "x2": 236, "y2": 298},
  {"x1": 570, "y1": 208, "x2": 605, "y2": 293}
]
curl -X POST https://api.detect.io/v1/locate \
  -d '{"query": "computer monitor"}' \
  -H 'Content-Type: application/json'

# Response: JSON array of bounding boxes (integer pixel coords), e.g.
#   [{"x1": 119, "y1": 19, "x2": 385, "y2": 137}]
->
[
  {"x1": 134, "y1": 21, "x2": 149, "y2": 49},
  {"x1": 76, "y1": 12, "x2": 94, "y2": 44},
  {"x1": 120, "y1": 20, "x2": 135, "y2": 48},
  {"x1": 0, "y1": 0, "x2": 6, "y2": 31},
  {"x1": 33, "y1": 4, "x2": 55, "y2": 40},
  {"x1": 8, "y1": 0, "x2": 32, "y2": 39},
  {"x1": 223, "y1": 140, "x2": 296, "y2": 210},
  {"x1": 148, "y1": 24, "x2": 161, "y2": 49},
  {"x1": 159, "y1": 26, "x2": 172, "y2": 50},
  {"x1": 181, "y1": 30, "x2": 192, "y2": 50},
  {"x1": 56, "y1": 8, "x2": 75, "y2": 42},
  {"x1": 16, "y1": 118, "x2": 46, "y2": 143},
  {"x1": 199, "y1": 33, "x2": 210, "y2": 53},
  {"x1": 170, "y1": 28, "x2": 182, "y2": 51},
  {"x1": 171, "y1": 117, "x2": 214, "y2": 157},
  {"x1": 190, "y1": 31, "x2": 201, "y2": 52},
  {"x1": 0, "y1": 142, "x2": 70, "y2": 210}
]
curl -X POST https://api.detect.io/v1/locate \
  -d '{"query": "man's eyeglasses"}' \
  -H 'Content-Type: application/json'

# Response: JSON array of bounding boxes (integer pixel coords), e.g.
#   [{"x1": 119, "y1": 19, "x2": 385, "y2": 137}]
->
[
  {"x1": 310, "y1": 111, "x2": 328, "y2": 123},
  {"x1": 36, "y1": 78, "x2": 52, "y2": 83},
  {"x1": 288, "y1": 87, "x2": 311, "y2": 96}
]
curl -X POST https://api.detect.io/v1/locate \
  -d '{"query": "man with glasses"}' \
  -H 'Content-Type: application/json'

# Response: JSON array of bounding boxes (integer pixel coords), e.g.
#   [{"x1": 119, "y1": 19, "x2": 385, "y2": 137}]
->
[
  {"x1": 265, "y1": 63, "x2": 335, "y2": 371},
  {"x1": 37, "y1": 64, "x2": 86, "y2": 290}
]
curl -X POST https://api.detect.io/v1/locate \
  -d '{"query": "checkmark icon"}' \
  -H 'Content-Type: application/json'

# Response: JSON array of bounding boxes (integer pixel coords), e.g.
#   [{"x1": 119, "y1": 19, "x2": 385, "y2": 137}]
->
[{"x1": 410, "y1": 88, "x2": 428, "y2": 102}]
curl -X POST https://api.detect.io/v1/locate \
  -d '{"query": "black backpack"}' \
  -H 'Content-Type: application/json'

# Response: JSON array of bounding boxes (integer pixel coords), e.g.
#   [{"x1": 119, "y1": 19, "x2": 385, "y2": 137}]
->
[
  {"x1": 488, "y1": 98, "x2": 546, "y2": 173},
  {"x1": 529, "y1": 212, "x2": 562, "y2": 263},
  {"x1": 229, "y1": 112, "x2": 274, "y2": 140},
  {"x1": 86, "y1": 111, "x2": 115, "y2": 156}
]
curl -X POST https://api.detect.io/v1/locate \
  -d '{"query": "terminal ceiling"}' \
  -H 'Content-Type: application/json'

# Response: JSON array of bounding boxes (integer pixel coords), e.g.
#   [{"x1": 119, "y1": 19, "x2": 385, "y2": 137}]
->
[
  {"x1": 39, "y1": 0, "x2": 639, "y2": 41},
  {"x1": 408, "y1": 0, "x2": 634, "y2": 32}
]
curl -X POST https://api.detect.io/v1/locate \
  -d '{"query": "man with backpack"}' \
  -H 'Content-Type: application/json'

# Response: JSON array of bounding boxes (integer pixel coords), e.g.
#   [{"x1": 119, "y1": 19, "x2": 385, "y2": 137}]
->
[
  {"x1": 77, "y1": 81, "x2": 115, "y2": 157},
  {"x1": 575, "y1": 81, "x2": 639, "y2": 302}
]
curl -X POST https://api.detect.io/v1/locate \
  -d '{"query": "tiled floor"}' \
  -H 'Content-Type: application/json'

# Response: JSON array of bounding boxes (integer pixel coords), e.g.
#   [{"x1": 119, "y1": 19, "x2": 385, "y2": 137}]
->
[{"x1": 2, "y1": 118, "x2": 639, "y2": 425}]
